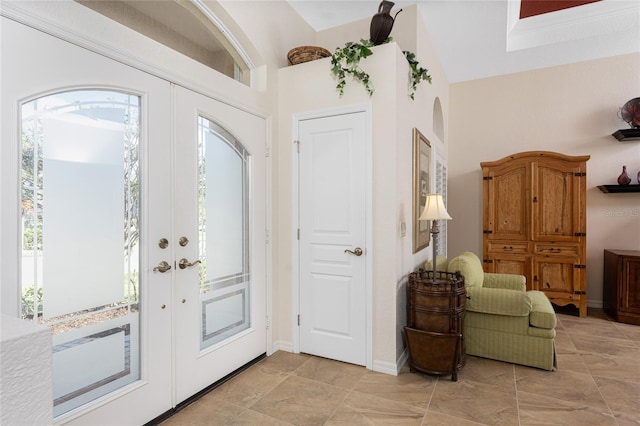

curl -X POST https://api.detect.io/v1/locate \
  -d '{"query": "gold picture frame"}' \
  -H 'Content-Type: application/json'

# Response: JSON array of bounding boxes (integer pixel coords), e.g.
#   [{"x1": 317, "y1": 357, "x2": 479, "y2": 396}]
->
[{"x1": 412, "y1": 128, "x2": 431, "y2": 253}]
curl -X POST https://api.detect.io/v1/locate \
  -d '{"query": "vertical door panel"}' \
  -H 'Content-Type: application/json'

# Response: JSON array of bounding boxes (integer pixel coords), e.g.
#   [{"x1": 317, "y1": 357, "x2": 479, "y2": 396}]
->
[
  {"x1": 484, "y1": 164, "x2": 530, "y2": 241},
  {"x1": 532, "y1": 161, "x2": 582, "y2": 240},
  {"x1": 2, "y1": 18, "x2": 172, "y2": 425},
  {"x1": 173, "y1": 85, "x2": 266, "y2": 403},
  {"x1": 298, "y1": 112, "x2": 367, "y2": 366}
]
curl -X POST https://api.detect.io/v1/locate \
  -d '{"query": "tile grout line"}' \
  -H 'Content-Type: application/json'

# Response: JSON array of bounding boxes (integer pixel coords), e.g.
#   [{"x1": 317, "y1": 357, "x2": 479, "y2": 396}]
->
[
  {"x1": 513, "y1": 364, "x2": 522, "y2": 426},
  {"x1": 322, "y1": 383, "x2": 354, "y2": 425},
  {"x1": 587, "y1": 365, "x2": 621, "y2": 425},
  {"x1": 244, "y1": 355, "x2": 314, "y2": 412},
  {"x1": 420, "y1": 375, "x2": 439, "y2": 426},
  {"x1": 293, "y1": 357, "x2": 366, "y2": 425},
  {"x1": 322, "y1": 360, "x2": 366, "y2": 425}
]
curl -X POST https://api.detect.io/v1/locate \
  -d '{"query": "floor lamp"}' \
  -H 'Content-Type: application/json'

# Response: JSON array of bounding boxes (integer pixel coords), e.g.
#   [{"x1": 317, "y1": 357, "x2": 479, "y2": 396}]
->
[{"x1": 419, "y1": 194, "x2": 452, "y2": 278}]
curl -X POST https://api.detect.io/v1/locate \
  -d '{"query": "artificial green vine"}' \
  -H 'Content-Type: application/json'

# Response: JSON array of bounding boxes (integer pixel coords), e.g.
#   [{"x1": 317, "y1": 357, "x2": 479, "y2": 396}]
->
[
  {"x1": 403, "y1": 50, "x2": 432, "y2": 100},
  {"x1": 331, "y1": 39, "x2": 375, "y2": 97},
  {"x1": 330, "y1": 38, "x2": 432, "y2": 100}
]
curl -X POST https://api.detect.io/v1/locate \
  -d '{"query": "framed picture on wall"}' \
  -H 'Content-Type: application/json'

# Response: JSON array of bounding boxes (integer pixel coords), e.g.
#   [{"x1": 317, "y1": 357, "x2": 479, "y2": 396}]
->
[{"x1": 412, "y1": 128, "x2": 431, "y2": 253}]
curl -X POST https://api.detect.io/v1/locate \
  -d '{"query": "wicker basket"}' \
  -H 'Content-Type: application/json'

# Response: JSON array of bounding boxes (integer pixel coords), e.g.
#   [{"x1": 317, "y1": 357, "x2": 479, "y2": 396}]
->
[{"x1": 287, "y1": 46, "x2": 331, "y2": 65}]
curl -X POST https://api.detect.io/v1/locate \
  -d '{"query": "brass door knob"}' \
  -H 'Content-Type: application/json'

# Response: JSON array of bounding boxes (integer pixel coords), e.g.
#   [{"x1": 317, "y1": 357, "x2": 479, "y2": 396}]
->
[
  {"x1": 178, "y1": 258, "x2": 202, "y2": 269},
  {"x1": 344, "y1": 247, "x2": 363, "y2": 256},
  {"x1": 153, "y1": 261, "x2": 172, "y2": 273}
]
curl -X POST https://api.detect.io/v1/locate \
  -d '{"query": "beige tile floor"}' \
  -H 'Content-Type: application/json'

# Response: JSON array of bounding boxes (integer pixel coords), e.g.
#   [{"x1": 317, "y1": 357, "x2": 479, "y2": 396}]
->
[{"x1": 161, "y1": 309, "x2": 640, "y2": 425}]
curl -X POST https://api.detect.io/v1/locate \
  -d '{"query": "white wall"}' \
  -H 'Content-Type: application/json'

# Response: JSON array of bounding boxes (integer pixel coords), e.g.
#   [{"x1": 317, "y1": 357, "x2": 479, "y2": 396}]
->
[
  {"x1": 276, "y1": 43, "x2": 404, "y2": 370},
  {"x1": 448, "y1": 53, "x2": 640, "y2": 309}
]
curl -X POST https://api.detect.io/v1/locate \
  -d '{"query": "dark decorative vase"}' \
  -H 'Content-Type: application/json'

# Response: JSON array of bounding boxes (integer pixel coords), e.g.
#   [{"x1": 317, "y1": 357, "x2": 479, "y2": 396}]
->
[
  {"x1": 617, "y1": 165, "x2": 632, "y2": 185},
  {"x1": 618, "y1": 97, "x2": 640, "y2": 128},
  {"x1": 369, "y1": 1, "x2": 402, "y2": 45}
]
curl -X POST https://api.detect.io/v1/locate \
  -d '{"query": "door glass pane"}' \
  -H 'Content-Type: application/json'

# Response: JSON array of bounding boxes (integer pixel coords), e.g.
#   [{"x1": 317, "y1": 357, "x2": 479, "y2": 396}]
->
[
  {"x1": 21, "y1": 90, "x2": 141, "y2": 417},
  {"x1": 198, "y1": 116, "x2": 250, "y2": 350}
]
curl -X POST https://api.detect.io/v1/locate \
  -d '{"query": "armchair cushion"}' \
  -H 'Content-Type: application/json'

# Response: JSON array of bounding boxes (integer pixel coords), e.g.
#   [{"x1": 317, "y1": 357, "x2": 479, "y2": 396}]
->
[
  {"x1": 483, "y1": 273, "x2": 526, "y2": 292},
  {"x1": 466, "y1": 287, "x2": 532, "y2": 317},
  {"x1": 447, "y1": 252, "x2": 484, "y2": 287},
  {"x1": 528, "y1": 291, "x2": 557, "y2": 329}
]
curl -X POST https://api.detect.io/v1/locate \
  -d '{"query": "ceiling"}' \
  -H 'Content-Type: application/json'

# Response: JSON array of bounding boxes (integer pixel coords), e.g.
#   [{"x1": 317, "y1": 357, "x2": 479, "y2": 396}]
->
[{"x1": 286, "y1": 0, "x2": 640, "y2": 83}]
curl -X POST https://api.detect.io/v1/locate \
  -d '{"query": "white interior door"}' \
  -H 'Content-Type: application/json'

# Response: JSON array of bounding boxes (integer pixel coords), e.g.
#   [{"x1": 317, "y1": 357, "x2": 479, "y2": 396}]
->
[
  {"x1": 1, "y1": 17, "x2": 172, "y2": 425},
  {"x1": 172, "y1": 85, "x2": 267, "y2": 403},
  {"x1": 2, "y1": 18, "x2": 267, "y2": 425},
  {"x1": 298, "y1": 112, "x2": 367, "y2": 366}
]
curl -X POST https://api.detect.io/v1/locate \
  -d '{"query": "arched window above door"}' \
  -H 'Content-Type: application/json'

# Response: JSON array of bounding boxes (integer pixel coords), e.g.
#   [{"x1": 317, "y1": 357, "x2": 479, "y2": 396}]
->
[{"x1": 77, "y1": 0, "x2": 253, "y2": 85}]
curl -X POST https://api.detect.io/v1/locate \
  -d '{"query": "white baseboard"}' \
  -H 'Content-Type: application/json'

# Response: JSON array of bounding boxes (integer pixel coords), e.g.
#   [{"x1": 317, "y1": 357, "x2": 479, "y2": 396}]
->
[
  {"x1": 270, "y1": 340, "x2": 293, "y2": 354},
  {"x1": 587, "y1": 299, "x2": 603, "y2": 309},
  {"x1": 396, "y1": 349, "x2": 408, "y2": 373},
  {"x1": 372, "y1": 350, "x2": 408, "y2": 376}
]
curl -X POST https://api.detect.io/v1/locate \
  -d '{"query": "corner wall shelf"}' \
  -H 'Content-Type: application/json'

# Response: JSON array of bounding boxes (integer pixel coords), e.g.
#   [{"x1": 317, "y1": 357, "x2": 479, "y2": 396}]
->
[
  {"x1": 612, "y1": 128, "x2": 640, "y2": 141},
  {"x1": 598, "y1": 185, "x2": 640, "y2": 193}
]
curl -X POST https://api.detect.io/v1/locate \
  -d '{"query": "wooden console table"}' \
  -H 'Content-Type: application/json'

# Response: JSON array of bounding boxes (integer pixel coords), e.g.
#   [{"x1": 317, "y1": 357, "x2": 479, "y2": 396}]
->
[
  {"x1": 603, "y1": 249, "x2": 640, "y2": 325},
  {"x1": 404, "y1": 270, "x2": 466, "y2": 381}
]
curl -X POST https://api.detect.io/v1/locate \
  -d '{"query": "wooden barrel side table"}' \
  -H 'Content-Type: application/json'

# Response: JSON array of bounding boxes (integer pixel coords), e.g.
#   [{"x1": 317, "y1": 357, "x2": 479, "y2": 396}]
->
[{"x1": 404, "y1": 270, "x2": 466, "y2": 381}]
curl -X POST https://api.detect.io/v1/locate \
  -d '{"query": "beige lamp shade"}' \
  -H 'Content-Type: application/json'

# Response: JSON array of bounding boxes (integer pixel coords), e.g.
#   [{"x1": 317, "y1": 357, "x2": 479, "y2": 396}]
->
[{"x1": 419, "y1": 194, "x2": 452, "y2": 221}]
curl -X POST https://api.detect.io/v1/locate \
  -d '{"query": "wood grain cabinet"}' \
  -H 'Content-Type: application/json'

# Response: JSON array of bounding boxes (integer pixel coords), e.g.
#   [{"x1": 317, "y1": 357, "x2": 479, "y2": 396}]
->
[
  {"x1": 481, "y1": 151, "x2": 590, "y2": 317},
  {"x1": 603, "y1": 249, "x2": 640, "y2": 325}
]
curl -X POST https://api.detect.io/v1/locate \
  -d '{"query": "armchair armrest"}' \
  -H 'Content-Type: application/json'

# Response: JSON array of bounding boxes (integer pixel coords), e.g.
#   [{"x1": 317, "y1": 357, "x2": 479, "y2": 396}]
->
[
  {"x1": 483, "y1": 273, "x2": 526, "y2": 291},
  {"x1": 466, "y1": 287, "x2": 532, "y2": 316}
]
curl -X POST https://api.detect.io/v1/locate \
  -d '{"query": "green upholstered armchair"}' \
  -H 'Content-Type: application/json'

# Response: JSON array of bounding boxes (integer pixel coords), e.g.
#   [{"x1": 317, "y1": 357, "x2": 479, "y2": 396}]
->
[{"x1": 426, "y1": 251, "x2": 557, "y2": 370}]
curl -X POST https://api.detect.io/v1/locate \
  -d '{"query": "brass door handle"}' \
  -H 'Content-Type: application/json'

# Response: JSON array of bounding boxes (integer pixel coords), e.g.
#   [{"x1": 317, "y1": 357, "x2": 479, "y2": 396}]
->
[
  {"x1": 153, "y1": 261, "x2": 172, "y2": 273},
  {"x1": 344, "y1": 247, "x2": 363, "y2": 256},
  {"x1": 179, "y1": 258, "x2": 202, "y2": 269}
]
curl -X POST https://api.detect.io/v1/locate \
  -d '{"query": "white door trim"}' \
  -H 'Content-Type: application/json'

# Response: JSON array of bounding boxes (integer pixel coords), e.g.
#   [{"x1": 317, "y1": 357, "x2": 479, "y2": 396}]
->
[{"x1": 291, "y1": 104, "x2": 373, "y2": 370}]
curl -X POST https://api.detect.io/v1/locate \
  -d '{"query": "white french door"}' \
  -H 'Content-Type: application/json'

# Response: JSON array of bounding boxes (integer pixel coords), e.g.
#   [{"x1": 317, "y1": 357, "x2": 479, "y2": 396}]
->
[
  {"x1": 173, "y1": 85, "x2": 266, "y2": 403},
  {"x1": 1, "y1": 17, "x2": 266, "y2": 425}
]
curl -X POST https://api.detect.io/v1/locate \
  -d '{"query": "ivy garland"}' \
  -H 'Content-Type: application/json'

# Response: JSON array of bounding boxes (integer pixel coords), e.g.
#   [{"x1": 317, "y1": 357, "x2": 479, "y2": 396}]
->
[{"x1": 330, "y1": 38, "x2": 432, "y2": 100}]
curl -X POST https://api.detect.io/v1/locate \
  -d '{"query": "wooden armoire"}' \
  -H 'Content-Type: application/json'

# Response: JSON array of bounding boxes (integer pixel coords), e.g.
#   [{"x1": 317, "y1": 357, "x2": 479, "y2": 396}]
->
[{"x1": 481, "y1": 151, "x2": 590, "y2": 317}]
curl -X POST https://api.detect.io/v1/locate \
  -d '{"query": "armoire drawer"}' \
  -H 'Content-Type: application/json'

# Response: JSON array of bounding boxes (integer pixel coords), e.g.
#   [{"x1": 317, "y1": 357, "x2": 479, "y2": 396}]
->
[
  {"x1": 486, "y1": 241, "x2": 529, "y2": 254},
  {"x1": 534, "y1": 243, "x2": 580, "y2": 257}
]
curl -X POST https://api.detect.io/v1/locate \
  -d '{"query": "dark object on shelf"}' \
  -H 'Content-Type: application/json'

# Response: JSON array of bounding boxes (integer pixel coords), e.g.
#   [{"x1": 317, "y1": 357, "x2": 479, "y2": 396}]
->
[
  {"x1": 369, "y1": 1, "x2": 402, "y2": 46},
  {"x1": 287, "y1": 46, "x2": 331, "y2": 65},
  {"x1": 618, "y1": 165, "x2": 632, "y2": 185},
  {"x1": 618, "y1": 97, "x2": 640, "y2": 128},
  {"x1": 405, "y1": 270, "x2": 466, "y2": 381},
  {"x1": 612, "y1": 128, "x2": 640, "y2": 141},
  {"x1": 603, "y1": 249, "x2": 640, "y2": 326},
  {"x1": 597, "y1": 185, "x2": 640, "y2": 193}
]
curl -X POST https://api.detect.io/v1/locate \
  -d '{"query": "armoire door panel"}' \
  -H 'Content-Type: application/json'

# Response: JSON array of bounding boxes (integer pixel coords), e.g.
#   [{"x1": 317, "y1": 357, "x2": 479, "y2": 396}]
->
[
  {"x1": 533, "y1": 257, "x2": 580, "y2": 296},
  {"x1": 532, "y1": 161, "x2": 585, "y2": 241},
  {"x1": 484, "y1": 165, "x2": 529, "y2": 241},
  {"x1": 490, "y1": 256, "x2": 531, "y2": 282}
]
